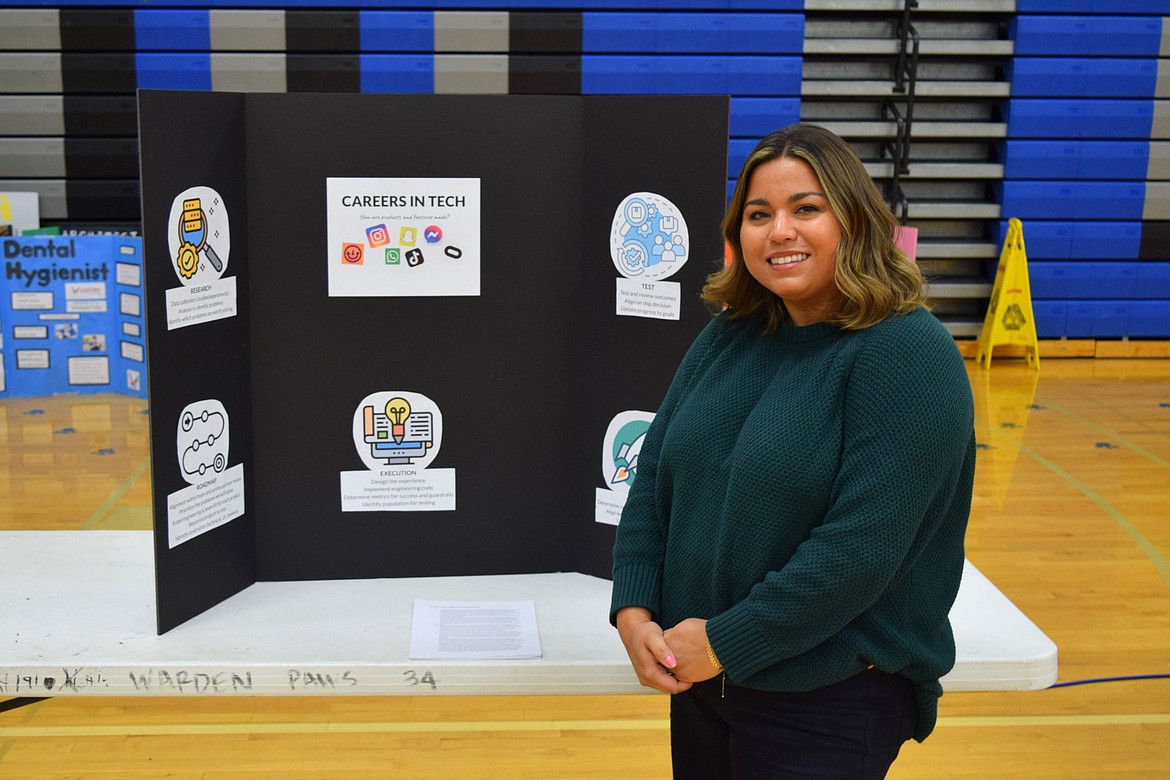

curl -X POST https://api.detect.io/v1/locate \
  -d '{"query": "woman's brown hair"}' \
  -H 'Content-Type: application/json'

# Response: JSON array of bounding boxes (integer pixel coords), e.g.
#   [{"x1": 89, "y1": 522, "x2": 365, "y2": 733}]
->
[{"x1": 702, "y1": 123, "x2": 926, "y2": 331}]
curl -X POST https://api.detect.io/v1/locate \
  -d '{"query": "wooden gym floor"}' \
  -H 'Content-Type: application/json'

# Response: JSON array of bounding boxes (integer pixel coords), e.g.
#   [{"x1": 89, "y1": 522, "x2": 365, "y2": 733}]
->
[{"x1": 1, "y1": 357, "x2": 1168, "y2": 779}]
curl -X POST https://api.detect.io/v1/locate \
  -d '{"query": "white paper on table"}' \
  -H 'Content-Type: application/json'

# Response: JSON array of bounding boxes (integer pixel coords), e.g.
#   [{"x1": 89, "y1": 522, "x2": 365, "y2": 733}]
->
[{"x1": 408, "y1": 599, "x2": 542, "y2": 660}]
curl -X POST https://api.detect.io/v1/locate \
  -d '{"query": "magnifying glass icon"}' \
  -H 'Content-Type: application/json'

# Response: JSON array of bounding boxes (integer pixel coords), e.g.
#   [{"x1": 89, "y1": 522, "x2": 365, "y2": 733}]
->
[{"x1": 179, "y1": 198, "x2": 223, "y2": 273}]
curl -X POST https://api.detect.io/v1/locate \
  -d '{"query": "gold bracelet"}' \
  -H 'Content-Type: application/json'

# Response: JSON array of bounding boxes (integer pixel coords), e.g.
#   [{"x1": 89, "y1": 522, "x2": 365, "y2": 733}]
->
[{"x1": 705, "y1": 638, "x2": 722, "y2": 671}]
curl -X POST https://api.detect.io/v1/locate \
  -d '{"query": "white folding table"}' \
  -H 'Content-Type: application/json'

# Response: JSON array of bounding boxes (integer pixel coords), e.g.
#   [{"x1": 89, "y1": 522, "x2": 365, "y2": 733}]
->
[{"x1": 0, "y1": 530, "x2": 1057, "y2": 698}]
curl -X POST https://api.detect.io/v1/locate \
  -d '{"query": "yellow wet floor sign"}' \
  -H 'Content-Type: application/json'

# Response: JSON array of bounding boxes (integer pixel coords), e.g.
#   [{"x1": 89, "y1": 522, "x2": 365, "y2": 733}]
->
[{"x1": 976, "y1": 217, "x2": 1039, "y2": 369}]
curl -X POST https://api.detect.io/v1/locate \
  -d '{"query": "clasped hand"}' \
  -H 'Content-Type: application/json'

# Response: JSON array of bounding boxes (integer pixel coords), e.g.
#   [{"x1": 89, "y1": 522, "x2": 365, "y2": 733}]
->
[{"x1": 615, "y1": 608, "x2": 723, "y2": 694}]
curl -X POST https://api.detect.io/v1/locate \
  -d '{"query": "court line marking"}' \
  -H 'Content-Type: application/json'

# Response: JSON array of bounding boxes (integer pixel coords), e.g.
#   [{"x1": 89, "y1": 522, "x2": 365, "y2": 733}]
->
[
  {"x1": 3, "y1": 714, "x2": 1169, "y2": 739},
  {"x1": 1016, "y1": 438, "x2": 1170, "y2": 590},
  {"x1": 977, "y1": 417, "x2": 1170, "y2": 591},
  {"x1": 80, "y1": 457, "x2": 149, "y2": 530},
  {"x1": 937, "y1": 714, "x2": 1170, "y2": 728},
  {"x1": 1034, "y1": 393, "x2": 1170, "y2": 471},
  {"x1": 0, "y1": 696, "x2": 46, "y2": 763}
]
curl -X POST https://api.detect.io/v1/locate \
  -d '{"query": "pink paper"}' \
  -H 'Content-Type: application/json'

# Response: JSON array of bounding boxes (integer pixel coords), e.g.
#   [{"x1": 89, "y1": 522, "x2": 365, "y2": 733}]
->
[{"x1": 894, "y1": 225, "x2": 918, "y2": 261}]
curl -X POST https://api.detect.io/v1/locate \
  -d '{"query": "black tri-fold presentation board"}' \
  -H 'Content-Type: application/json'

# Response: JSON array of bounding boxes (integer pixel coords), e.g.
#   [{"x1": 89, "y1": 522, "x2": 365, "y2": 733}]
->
[{"x1": 138, "y1": 91, "x2": 729, "y2": 634}]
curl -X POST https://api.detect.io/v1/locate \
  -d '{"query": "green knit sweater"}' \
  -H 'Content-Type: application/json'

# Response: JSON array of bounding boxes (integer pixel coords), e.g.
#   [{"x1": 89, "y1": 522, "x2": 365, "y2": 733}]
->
[{"x1": 610, "y1": 306, "x2": 975, "y2": 741}]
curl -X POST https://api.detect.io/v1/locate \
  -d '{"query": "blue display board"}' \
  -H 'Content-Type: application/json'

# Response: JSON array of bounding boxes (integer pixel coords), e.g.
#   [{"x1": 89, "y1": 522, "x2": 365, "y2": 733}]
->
[{"x1": 0, "y1": 235, "x2": 147, "y2": 398}]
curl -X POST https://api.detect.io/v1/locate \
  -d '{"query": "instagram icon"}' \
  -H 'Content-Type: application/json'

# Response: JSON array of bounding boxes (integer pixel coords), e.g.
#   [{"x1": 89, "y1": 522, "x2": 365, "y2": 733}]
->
[{"x1": 366, "y1": 224, "x2": 391, "y2": 248}]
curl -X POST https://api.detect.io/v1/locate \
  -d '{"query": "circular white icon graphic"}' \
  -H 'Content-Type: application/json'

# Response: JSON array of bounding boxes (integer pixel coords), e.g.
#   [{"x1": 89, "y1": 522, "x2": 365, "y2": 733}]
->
[
  {"x1": 176, "y1": 399, "x2": 230, "y2": 485},
  {"x1": 167, "y1": 185, "x2": 231, "y2": 286},
  {"x1": 609, "y1": 192, "x2": 690, "y2": 281},
  {"x1": 352, "y1": 391, "x2": 442, "y2": 471},
  {"x1": 602, "y1": 410, "x2": 654, "y2": 496}
]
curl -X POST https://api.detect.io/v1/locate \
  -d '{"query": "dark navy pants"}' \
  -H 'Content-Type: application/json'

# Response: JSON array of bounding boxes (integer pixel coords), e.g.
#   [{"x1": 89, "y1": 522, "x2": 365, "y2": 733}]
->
[{"x1": 669, "y1": 668, "x2": 918, "y2": 780}]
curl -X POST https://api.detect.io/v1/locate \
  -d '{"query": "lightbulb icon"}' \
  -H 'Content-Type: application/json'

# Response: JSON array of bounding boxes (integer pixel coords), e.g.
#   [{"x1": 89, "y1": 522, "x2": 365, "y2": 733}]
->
[{"x1": 385, "y1": 397, "x2": 411, "y2": 444}]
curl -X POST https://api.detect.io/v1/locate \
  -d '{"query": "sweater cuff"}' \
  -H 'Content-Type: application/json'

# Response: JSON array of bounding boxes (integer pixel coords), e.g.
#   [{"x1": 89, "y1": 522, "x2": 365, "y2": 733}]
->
[
  {"x1": 704, "y1": 602, "x2": 776, "y2": 681},
  {"x1": 609, "y1": 564, "x2": 662, "y2": 626}
]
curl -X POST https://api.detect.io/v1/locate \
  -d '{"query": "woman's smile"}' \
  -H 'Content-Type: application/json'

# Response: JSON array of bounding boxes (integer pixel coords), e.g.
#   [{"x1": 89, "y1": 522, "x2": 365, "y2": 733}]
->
[{"x1": 739, "y1": 156, "x2": 843, "y2": 325}]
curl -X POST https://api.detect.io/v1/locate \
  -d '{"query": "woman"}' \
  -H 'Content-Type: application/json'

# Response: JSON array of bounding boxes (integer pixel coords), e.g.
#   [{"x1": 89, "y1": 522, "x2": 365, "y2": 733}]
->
[{"x1": 610, "y1": 124, "x2": 976, "y2": 779}]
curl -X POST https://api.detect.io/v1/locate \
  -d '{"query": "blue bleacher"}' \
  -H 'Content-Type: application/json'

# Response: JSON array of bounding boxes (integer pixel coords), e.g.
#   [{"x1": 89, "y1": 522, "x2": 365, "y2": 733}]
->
[
  {"x1": 1030, "y1": 262, "x2": 1170, "y2": 300},
  {"x1": 1008, "y1": 58, "x2": 1158, "y2": 98},
  {"x1": 1017, "y1": 0, "x2": 1170, "y2": 13},
  {"x1": 1005, "y1": 99, "x2": 1155, "y2": 139},
  {"x1": 729, "y1": 98, "x2": 800, "y2": 137},
  {"x1": 1032, "y1": 300, "x2": 1170, "y2": 340},
  {"x1": 4, "y1": 0, "x2": 1169, "y2": 341},
  {"x1": 997, "y1": 181, "x2": 1146, "y2": 220},
  {"x1": 1005, "y1": 1, "x2": 1169, "y2": 339},
  {"x1": 1000, "y1": 141, "x2": 1150, "y2": 180},
  {"x1": 1128, "y1": 302, "x2": 1170, "y2": 337},
  {"x1": 134, "y1": 10, "x2": 211, "y2": 50},
  {"x1": 1032, "y1": 300, "x2": 1066, "y2": 338},
  {"x1": 1011, "y1": 16, "x2": 1163, "y2": 56},
  {"x1": 580, "y1": 55, "x2": 801, "y2": 95},
  {"x1": 997, "y1": 221, "x2": 1143, "y2": 261},
  {"x1": 582, "y1": 12, "x2": 802, "y2": 54},
  {"x1": 1062, "y1": 302, "x2": 1131, "y2": 338},
  {"x1": 30, "y1": 0, "x2": 804, "y2": 7},
  {"x1": 727, "y1": 138, "x2": 756, "y2": 175},
  {"x1": 360, "y1": 12, "x2": 434, "y2": 53},
  {"x1": 124, "y1": 53, "x2": 444, "y2": 93},
  {"x1": 136, "y1": 53, "x2": 212, "y2": 90},
  {"x1": 360, "y1": 55, "x2": 432, "y2": 93}
]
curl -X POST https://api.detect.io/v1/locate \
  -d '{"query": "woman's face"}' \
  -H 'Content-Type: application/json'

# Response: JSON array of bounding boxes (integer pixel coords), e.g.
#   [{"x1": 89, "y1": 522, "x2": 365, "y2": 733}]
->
[{"x1": 739, "y1": 156, "x2": 843, "y2": 326}]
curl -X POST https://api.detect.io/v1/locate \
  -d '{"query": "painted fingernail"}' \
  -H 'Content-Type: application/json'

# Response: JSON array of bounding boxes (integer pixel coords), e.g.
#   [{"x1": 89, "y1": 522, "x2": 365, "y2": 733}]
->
[{"x1": 665, "y1": 656, "x2": 677, "y2": 668}]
